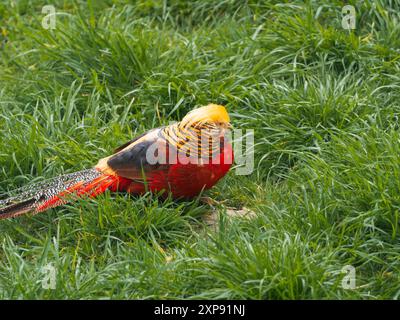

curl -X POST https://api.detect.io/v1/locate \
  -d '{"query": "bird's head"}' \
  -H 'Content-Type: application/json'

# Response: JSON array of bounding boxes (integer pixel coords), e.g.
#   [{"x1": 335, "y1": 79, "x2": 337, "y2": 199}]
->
[{"x1": 180, "y1": 104, "x2": 232, "y2": 132}]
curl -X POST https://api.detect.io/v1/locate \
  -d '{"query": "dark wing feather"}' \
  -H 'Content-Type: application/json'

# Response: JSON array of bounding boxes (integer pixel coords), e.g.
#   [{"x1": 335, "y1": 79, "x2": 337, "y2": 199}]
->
[{"x1": 102, "y1": 128, "x2": 170, "y2": 181}]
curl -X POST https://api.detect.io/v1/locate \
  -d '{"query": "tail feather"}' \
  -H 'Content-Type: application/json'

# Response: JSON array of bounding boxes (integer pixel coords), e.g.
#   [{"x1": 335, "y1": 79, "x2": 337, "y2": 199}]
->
[
  {"x1": 0, "y1": 198, "x2": 41, "y2": 219},
  {"x1": 0, "y1": 168, "x2": 117, "y2": 219},
  {"x1": 35, "y1": 174, "x2": 116, "y2": 213}
]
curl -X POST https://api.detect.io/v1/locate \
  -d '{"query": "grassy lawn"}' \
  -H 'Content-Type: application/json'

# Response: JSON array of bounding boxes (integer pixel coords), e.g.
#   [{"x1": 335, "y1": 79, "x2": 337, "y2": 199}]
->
[{"x1": 1, "y1": 0, "x2": 400, "y2": 299}]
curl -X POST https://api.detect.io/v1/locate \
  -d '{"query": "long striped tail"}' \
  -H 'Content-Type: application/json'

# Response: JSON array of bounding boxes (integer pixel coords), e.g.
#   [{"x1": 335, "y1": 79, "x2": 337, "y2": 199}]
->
[{"x1": 0, "y1": 169, "x2": 119, "y2": 220}]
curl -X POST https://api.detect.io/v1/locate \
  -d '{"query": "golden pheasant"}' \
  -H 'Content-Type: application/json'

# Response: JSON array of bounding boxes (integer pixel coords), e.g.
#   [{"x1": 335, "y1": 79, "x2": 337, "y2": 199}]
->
[{"x1": 0, "y1": 104, "x2": 233, "y2": 219}]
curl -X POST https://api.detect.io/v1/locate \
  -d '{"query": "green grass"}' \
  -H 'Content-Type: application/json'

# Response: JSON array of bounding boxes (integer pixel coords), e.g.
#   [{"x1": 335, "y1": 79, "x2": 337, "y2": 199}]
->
[{"x1": 1, "y1": 0, "x2": 400, "y2": 299}]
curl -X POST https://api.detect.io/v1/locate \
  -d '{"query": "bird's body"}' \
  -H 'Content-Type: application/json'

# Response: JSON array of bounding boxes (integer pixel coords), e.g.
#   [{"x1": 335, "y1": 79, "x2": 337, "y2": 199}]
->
[{"x1": 0, "y1": 104, "x2": 233, "y2": 219}]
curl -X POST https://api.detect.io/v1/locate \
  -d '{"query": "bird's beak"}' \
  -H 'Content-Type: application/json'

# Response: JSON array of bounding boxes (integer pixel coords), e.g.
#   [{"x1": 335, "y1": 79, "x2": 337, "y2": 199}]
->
[{"x1": 219, "y1": 123, "x2": 232, "y2": 138}]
